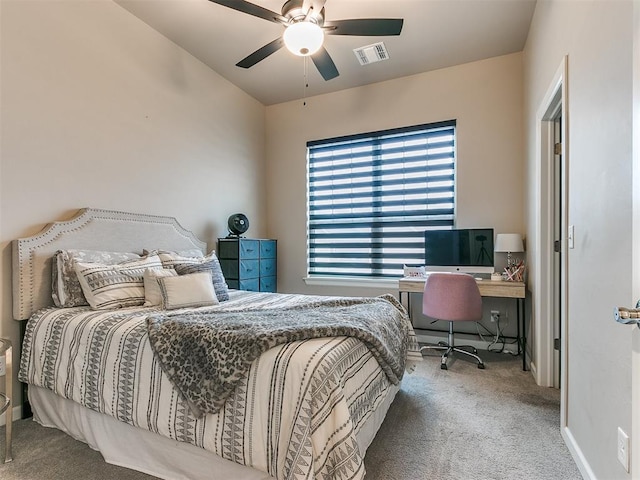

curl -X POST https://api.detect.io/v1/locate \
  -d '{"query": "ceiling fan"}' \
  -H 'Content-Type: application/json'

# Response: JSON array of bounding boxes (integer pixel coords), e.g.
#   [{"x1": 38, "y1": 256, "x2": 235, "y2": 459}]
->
[{"x1": 208, "y1": 0, "x2": 404, "y2": 81}]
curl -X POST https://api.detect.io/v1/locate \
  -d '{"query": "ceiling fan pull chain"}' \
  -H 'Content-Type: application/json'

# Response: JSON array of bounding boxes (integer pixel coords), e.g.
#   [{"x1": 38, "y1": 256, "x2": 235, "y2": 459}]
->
[{"x1": 303, "y1": 55, "x2": 308, "y2": 106}]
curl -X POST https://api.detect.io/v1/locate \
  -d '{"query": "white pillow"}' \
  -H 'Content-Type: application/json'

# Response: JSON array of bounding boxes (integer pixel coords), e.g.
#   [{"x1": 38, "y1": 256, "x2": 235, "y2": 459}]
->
[
  {"x1": 143, "y1": 268, "x2": 178, "y2": 306},
  {"x1": 74, "y1": 255, "x2": 163, "y2": 310},
  {"x1": 157, "y1": 272, "x2": 219, "y2": 310}
]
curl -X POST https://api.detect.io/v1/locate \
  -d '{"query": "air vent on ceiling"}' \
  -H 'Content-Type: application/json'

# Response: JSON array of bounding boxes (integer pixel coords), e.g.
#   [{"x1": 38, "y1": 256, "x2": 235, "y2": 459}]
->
[{"x1": 353, "y1": 42, "x2": 389, "y2": 66}]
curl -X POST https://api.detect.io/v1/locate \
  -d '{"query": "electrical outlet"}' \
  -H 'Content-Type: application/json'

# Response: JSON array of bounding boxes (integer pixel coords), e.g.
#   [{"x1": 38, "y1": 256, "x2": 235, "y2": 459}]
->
[
  {"x1": 490, "y1": 310, "x2": 500, "y2": 322},
  {"x1": 0, "y1": 356, "x2": 5, "y2": 376},
  {"x1": 618, "y1": 427, "x2": 630, "y2": 472}
]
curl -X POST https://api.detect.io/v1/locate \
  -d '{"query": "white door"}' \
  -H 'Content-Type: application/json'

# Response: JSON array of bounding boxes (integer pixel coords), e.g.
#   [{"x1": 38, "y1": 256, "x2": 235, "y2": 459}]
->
[{"x1": 534, "y1": 56, "x2": 567, "y2": 394}]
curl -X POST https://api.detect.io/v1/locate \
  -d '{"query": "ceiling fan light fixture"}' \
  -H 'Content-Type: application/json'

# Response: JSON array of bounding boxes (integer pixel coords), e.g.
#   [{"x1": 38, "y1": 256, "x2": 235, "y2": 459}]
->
[{"x1": 283, "y1": 21, "x2": 324, "y2": 56}]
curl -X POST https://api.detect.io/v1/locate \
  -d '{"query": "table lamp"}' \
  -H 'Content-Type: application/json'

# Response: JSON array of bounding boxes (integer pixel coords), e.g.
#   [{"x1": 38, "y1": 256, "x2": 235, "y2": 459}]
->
[{"x1": 495, "y1": 233, "x2": 524, "y2": 267}]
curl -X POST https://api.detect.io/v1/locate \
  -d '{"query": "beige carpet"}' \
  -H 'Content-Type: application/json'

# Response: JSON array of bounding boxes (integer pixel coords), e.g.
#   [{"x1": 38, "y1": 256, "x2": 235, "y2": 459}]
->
[
  {"x1": 0, "y1": 351, "x2": 582, "y2": 480},
  {"x1": 364, "y1": 351, "x2": 582, "y2": 479}
]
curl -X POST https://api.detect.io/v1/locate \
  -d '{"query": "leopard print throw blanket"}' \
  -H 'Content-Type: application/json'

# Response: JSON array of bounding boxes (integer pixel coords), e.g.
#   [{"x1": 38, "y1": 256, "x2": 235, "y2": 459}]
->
[{"x1": 146, "y1": 294, "x2": 410, "y2": 417}]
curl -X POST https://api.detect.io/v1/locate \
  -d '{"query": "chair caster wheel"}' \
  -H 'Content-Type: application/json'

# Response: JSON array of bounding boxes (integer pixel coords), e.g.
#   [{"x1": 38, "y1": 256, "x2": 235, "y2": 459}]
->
[
  {"x1": 441, "y1": 364, "x2": 448, "y2": 370},
  {"x1": 478, "y1": 363, "x2": 485, "y2": 369}
]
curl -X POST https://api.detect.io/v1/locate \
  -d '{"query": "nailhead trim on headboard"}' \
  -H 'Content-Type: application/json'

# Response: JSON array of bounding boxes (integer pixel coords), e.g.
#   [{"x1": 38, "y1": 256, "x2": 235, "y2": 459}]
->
[{"x1": 12, "y1": 208, "x2": 207, "y2": 320}]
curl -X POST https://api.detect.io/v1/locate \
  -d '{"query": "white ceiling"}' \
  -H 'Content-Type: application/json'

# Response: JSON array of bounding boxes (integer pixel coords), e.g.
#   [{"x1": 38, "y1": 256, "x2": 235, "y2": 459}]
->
[{"x1": 115, "y1": 0, "x2": 537, "y2": 105}]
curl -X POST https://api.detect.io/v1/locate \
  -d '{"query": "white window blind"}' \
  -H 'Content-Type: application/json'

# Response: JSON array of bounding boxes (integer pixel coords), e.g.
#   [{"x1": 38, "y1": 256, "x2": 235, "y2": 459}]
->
[{"x1": 307, "y1": 120, "x2": 456, "y2": 279}]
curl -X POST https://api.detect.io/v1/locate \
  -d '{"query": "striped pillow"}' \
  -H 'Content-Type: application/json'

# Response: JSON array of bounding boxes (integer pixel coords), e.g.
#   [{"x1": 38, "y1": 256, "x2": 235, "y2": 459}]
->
[
  {"x1": 143, "y1": 268, "x2": 178, "y2": 307},
  {"x1": 75, "y1": 255, "x2": 163, "y2": 310},
  {"x1": 172, "y1": 253, "x2": 230, "y2": 302},
  {"x1": 52, "y1": 249, "x2": 141, "y2": 307},
  {"x1": 158, "y1": 251, "x2": 211, "y2": 269}
]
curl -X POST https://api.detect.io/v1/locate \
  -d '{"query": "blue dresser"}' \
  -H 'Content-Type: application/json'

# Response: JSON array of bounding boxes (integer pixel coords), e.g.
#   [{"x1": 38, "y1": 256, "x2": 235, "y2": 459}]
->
[{"x1": 217, "y1": 237, "x2": 277, "y2": 292}]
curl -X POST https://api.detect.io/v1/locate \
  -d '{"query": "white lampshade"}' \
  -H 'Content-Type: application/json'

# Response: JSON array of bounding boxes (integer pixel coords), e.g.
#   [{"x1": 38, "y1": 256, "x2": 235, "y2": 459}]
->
[
  {"x1": 495, "y1": 233, "x2": 525, "y2": 253},
  {"x1": 283, "y1": 22, "x2": 324, "y2": 57}
]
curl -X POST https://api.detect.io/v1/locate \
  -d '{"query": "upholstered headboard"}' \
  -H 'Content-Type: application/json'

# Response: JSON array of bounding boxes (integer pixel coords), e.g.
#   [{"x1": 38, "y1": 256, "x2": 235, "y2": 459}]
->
[{"x1": 12, "y1": 208, "x2": 206, "y2": 320}]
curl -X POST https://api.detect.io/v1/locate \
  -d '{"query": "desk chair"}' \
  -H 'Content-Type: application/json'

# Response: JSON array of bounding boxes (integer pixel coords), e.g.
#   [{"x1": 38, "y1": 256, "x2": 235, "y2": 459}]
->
[{"x1": 420, "y1": 272, "x2": 485, "y2": 370}]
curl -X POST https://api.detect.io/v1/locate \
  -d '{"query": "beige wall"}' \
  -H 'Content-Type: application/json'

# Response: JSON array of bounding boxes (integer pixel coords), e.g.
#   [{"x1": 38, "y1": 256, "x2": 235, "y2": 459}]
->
[
  {"x1": 265, "y1": 53, "x2": 525, "y2": 300},
  {"x1": 524, "y1": 1, "x2": 633, "y2": 478},
  {"x1": 0, "y1": 0, "x2": 266, "y2": 411}
]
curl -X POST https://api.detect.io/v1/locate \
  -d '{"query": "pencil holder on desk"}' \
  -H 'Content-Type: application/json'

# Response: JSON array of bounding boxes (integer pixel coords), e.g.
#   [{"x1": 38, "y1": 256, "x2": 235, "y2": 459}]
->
[{"x1": 503, "y1": 260, "x2": 526, "y2": 282}]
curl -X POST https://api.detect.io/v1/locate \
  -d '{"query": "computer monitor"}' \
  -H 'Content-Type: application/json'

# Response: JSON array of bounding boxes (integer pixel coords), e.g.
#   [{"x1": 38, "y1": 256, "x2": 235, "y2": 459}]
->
[{"x1": 424, "y1": 228, "x2": 495, "y2": 274}]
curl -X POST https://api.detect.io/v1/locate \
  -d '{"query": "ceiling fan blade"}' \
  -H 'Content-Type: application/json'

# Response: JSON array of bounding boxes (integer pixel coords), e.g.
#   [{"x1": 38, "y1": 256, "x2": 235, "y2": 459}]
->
[
  {"x1": 236, "y1": 37, "x2": 285, "y2": 68},
  {"x1": 208, "y1": 0, "x2": 288, "y2": 25},
  {"x1": 324, "y1": 18, "x2": 404, "y2": 36},
  {"x1": 311, "y1": 47, "x2": 339, "y2": 81}
]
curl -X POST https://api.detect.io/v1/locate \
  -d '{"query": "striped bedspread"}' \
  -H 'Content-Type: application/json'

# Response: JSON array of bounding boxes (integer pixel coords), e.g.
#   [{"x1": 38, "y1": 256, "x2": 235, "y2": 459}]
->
[{"x1": 19, "y1": 290, "x2": 420, "y2": 480}]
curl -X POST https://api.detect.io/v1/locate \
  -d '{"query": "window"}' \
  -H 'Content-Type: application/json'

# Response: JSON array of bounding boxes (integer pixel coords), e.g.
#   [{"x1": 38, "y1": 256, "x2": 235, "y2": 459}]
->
[{"x1": 307, "y1": 120, "x2": 456, "y2": 279}]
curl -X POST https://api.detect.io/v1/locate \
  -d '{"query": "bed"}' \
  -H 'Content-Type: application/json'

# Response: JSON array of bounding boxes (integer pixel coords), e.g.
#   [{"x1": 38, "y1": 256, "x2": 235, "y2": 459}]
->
[{"x1": 13, "y1": 208, "x2": 420, "y2": 480}]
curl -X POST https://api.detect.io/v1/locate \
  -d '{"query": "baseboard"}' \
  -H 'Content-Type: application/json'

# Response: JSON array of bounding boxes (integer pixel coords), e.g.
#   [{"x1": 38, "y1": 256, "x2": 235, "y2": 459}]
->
[
  {"x1": 561, "y1": 425, "x2": 597, "y2": 480},
  {"x1": 416, "y1": 330, "x2": 519, "y2": 355},
  {"x1": 0, "y1": 404, "x2": 23, "y2": 426}
]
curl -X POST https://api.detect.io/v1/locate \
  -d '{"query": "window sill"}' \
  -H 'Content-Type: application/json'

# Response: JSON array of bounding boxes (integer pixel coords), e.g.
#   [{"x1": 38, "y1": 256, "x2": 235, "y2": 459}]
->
[{"x1": 303, "y1": 276, "x2": 399, "y2": 290}]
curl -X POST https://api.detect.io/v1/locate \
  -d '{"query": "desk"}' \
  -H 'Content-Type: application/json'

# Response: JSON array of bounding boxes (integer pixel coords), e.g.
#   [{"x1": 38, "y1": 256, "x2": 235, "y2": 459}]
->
[{"x1": 398, "y1": 277, "x2": 527, "y2": 371}]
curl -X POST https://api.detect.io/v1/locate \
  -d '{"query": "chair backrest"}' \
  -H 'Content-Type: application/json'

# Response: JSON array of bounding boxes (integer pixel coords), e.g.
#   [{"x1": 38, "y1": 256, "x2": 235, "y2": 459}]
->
[{"x1": 422, "y1": 272, "x2": 483, "y2": 322}]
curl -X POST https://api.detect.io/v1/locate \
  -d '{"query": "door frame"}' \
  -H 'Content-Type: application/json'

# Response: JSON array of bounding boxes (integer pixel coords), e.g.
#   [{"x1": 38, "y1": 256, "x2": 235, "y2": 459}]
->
[
  {"x1": 533, "y1": 57, "x2": 568, "y2": 413},
  {"x1": 631, "y1": 2, "x2": 640, "y2": 478},
  {"x1": 552, "y1": 114, "x2": 563, "y2": 389}
]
